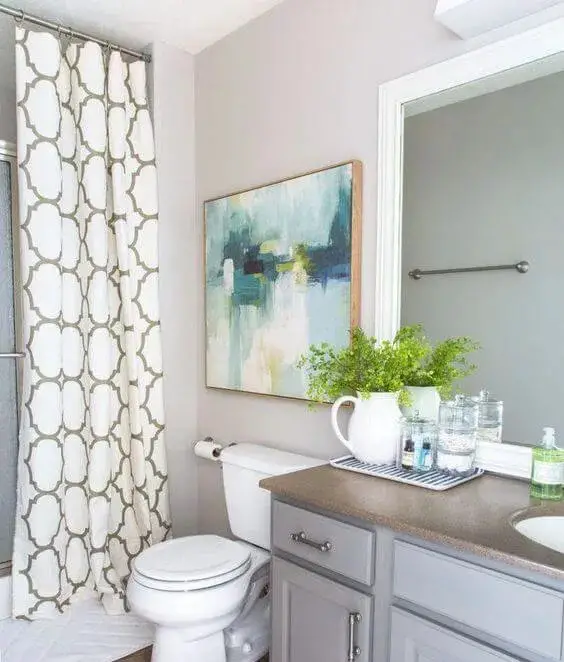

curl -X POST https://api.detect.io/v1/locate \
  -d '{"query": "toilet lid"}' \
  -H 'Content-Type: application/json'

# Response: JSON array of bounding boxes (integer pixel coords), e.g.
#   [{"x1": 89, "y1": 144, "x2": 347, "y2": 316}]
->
[{"x1": 133, "y1": 535, "x2": 251, "y2": 583}]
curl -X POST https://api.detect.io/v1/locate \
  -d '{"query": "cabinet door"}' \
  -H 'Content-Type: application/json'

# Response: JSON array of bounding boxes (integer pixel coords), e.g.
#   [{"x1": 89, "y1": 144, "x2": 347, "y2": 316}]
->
[
  {"x1": 271, "y1": 557, "x2": 372, "y2": 662},
  {"x1": 390, "y1": 608, "x2": 522, "y2": 662}
]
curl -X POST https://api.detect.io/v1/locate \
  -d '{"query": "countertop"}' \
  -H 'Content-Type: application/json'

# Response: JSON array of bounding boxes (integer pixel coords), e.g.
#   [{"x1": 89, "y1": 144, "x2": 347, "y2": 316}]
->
[{"x1": 260, "y1": 465, "x2": 564, "y2": 581}]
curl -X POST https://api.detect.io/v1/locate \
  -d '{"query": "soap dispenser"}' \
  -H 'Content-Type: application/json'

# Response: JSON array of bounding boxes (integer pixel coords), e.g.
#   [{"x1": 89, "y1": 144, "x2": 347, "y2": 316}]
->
[{"x1": 530, "y1": 427, "x2": 564, "y2": 500}]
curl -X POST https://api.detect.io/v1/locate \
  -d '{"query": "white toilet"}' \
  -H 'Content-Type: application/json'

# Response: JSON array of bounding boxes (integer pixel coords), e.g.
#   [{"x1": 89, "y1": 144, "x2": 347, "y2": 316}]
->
[{"x1": 127, "y1": 443, "x2": 324, "y2": 662}]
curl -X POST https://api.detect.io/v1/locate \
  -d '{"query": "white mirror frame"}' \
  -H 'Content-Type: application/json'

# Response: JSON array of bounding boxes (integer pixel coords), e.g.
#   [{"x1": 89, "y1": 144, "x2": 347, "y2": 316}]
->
[
  {"x1": 375, "y1": 16, "x2": 564, "y2": 343},
  {"x1": 374, "y1": 18, "x2": 564, "y2": 475}
]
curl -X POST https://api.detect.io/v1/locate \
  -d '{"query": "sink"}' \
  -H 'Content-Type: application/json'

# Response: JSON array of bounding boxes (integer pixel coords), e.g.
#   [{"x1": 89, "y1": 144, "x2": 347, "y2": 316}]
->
[{"x1": 514, "y1": 516, "x2": 564, "y2": 554}]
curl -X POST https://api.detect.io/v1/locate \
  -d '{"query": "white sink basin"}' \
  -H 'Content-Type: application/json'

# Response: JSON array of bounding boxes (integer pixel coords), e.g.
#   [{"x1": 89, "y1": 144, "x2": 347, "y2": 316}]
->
[{"x1": 514, "y1": 516, "x2": 564, "y2": 554}]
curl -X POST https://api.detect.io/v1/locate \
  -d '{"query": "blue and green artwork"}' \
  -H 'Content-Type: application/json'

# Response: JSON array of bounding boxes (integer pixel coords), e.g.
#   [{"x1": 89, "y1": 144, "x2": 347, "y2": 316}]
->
[{"x1": 205, "y1": 161, "x2": 361, "y2": 399}]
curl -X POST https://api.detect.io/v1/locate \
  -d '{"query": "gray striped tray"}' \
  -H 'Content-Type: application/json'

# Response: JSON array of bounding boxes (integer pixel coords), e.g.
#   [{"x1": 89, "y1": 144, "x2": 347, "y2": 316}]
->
[{"x1": 330, "y1": 455, "x2": 484, "y2": 491}]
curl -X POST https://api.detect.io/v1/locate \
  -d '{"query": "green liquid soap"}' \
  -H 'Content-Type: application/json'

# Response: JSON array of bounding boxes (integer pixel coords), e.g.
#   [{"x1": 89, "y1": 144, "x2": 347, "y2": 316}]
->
[{"x1": 530, "y1": 427, "x2": 564, "y2": 500}]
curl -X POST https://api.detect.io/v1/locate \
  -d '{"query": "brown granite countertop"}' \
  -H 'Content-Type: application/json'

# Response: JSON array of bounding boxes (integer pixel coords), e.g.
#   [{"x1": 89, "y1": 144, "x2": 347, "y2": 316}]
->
[{"x1": 260, "y1": 465, "x2": 564, "y2": 581}]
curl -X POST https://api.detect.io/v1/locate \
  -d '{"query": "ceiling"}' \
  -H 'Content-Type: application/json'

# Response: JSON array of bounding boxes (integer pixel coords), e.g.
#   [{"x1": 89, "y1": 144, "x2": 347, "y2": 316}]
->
[{"x1": 0, "y1": 0, "x2": 285, "y2": 55}]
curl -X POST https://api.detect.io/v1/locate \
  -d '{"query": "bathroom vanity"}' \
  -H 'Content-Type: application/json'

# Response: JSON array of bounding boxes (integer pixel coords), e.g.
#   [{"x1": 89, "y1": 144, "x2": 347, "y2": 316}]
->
[{"x1": 261, "y1": 466, "x2": 564, "y2": 662}]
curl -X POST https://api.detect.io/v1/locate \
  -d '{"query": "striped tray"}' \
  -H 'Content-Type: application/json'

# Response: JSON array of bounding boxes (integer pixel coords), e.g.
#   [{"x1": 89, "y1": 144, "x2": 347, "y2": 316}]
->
[{"x1": 330, "y1": 455, "x2": 484, "y2": 491}]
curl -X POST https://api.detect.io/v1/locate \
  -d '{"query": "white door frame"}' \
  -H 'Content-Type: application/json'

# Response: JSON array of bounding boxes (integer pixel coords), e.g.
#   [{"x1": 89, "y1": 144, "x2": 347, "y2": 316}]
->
[{"x1": 375, "y1": 16, "x2": 564, "y2": 341}]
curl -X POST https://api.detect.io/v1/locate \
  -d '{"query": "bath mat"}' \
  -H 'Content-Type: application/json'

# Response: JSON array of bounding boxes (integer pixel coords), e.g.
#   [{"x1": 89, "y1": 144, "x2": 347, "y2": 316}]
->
[{"x1": 0, "y1": 599, "x2": 153, "y2": 662}]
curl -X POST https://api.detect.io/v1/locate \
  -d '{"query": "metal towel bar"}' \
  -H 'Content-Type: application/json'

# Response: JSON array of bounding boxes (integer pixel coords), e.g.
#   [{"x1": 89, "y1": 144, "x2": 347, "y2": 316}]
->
[
  {"x1": 409, "y1": 260, "x2": 529, "y2": 280},
  {"x1": 0, "y1": 352, "x2": 25, "y2": 359}
]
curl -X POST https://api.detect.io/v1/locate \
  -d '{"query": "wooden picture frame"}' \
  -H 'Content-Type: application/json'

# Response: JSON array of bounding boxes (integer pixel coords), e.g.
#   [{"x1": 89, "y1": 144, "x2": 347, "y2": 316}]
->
[{"x1": 204, "y1": 160, "x2": 362, "y2": 400}]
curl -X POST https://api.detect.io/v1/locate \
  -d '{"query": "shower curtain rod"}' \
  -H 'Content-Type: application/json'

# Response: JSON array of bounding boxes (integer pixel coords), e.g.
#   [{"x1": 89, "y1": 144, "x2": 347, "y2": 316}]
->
[{"x1": 0, "y1": 1, "x2": 150, "y2": 62}]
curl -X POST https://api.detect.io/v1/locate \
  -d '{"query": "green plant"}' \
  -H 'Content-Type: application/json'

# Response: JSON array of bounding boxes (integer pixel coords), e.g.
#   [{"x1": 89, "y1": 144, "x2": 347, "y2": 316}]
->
[
  {"x1": 396, "y1": 324, "x2": 479, "y2": 399},
  {"x1": 297, "y1": 327, "x2": 426, "y2": 406}
]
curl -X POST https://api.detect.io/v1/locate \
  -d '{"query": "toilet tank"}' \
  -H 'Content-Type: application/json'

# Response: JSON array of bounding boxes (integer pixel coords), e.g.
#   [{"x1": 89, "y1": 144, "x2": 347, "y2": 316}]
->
[{"x1": 221, "y1": 443, "x2": 325, "y2": 550}]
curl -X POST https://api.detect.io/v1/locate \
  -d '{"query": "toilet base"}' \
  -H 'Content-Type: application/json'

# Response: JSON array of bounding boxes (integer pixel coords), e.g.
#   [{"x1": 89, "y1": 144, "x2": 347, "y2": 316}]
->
[{"x1": 152, "y1": 628, "x2": 226, "y2": 662}]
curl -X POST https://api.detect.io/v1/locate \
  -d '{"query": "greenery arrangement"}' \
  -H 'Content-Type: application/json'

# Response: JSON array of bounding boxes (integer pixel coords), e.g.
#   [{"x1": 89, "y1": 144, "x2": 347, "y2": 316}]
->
[
  {"x1": 395, "y1": 324, "x2": 479, "y2": 399},
  {"x1": 297, "y1": 325, "x2": 479, "y2": 404},
  {"x1": 297, "y1": 327, "x2": 425, "y2": 406}
]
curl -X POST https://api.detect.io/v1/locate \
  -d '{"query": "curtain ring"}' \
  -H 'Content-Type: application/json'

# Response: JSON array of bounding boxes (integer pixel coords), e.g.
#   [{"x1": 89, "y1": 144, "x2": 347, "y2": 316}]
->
[{"x1": 15, "y1": 9, "x2": 25, "y2": 24}]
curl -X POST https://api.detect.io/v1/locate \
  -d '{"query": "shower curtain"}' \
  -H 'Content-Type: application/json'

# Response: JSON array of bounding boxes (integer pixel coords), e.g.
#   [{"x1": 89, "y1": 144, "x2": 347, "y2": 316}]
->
[{"x1": 13, "y1": 26, "x2": 171, "y2": 619}]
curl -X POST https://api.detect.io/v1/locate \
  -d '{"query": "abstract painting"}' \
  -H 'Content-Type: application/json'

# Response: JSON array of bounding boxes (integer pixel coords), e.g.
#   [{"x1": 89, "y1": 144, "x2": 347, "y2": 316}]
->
[{"x1": 205, "y1": 161, "x2": 362, "y2": 399}]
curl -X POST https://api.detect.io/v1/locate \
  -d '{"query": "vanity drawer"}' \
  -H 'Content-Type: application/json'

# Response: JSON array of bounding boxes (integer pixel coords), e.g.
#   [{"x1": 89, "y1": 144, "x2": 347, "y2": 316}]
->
[
  {"x1": 393, "y1": 541, "x2": 564, "y2": 659},
  {"x1": 272, "y1": 501, "x2": 375, "y2": 585}
]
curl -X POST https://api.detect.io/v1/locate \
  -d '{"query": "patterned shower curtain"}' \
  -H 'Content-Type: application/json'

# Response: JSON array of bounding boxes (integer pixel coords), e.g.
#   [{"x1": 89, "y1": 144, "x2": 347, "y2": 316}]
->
[{"x1": 13, "y1": 27, "x2": 171, "y2": 619}]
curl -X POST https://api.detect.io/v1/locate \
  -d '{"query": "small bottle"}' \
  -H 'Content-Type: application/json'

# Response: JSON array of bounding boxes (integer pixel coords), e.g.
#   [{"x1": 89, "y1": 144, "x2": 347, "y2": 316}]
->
[
  {"x1": 412, "y1": 420, "x2": 437, "y2": 472},
  {"x1": 401, "y1": 439, "x2": 415, "y2": 470},
  {"x1": 419, "y1": 440, "x2": 433, "y2": 470},
  {"x1": 530, "y1": 427, "x2": 564, "y2": 500}
]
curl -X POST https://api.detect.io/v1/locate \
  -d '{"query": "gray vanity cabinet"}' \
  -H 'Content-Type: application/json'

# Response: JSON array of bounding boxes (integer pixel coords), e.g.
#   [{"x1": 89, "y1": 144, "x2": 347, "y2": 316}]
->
[
  {"x1": 390, "y1": 609, "x2": 521, "y2": 662},
  {"x1": 271, "y1": 557, "x2": 372, "y2": 662},
  {"x1": 269, "y1": 495, "x2": 564, "y2": 662}
]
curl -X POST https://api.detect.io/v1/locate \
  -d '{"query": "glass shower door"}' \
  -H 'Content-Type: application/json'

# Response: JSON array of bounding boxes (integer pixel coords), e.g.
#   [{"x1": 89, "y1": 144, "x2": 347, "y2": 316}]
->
[{"x1": 0, "y1": 143, "x2": 20, "y2": 567}]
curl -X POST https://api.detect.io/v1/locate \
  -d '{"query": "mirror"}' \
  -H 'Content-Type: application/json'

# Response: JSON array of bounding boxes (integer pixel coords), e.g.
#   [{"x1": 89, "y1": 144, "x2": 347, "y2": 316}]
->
[{"x1": 400, "y1": 62, "x2": 564, "y2": 445}]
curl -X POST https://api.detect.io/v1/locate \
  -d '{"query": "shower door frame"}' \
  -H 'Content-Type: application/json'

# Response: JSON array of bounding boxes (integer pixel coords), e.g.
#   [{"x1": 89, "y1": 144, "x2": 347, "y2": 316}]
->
[{"x1": 0, "y1": 139, "x2": 21, "y2": 577}]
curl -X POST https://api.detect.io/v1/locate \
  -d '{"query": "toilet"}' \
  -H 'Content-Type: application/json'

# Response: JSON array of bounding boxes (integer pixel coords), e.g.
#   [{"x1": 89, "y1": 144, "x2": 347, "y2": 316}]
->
[{"x1": 127, "y1": 443, "x2": 324, "y2": 662}]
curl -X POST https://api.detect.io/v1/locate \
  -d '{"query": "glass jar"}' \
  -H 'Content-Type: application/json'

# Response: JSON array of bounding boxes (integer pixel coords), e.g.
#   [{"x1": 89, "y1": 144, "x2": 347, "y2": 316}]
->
[
  {"x1": 437, "y1": 395, "x2": 478, "y2": 476},
  {"x1": 472, "y1": 389, "x2": 503, "y2": 444},
  {"x1": 399, "y1": 413, "x2": 437, "y2": 472}
]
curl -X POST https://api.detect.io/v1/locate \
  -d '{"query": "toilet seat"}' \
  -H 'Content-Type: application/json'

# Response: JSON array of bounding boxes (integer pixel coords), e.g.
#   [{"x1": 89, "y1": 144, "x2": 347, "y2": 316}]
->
[{"x1": 132, "y1": 535, "x2": 252, "y2": 592}]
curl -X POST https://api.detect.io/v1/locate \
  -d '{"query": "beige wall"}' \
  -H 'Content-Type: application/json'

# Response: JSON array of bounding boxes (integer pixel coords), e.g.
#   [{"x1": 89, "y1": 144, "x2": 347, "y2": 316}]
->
[
  {"x1": 193, "y1": 0, "x2": 504, "y2": 535},
  {"x1": 151, "y1": 42, "x2": 199, "y2": 536}
]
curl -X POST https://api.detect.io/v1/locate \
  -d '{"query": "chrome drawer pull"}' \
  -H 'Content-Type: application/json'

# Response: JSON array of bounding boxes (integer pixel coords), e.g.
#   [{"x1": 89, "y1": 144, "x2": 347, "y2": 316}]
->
[
  {"x1": 347, "y1": 612, "x2": 361, "y2": 661},
  {"x1": 289, "y1": 531, "x2": 333, "y2": 553}
]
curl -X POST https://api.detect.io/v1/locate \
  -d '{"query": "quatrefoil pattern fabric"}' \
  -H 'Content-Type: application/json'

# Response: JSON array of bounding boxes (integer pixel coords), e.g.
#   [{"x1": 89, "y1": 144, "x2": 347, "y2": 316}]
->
[{"x1": 13, "y1": 27, "x2": 171, "y2": 619}]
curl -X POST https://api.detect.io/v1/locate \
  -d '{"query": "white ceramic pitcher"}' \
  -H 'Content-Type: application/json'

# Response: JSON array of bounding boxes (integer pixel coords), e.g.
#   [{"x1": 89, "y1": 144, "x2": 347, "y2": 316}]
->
[{"x1": 331, "y1": 392, "x2": 402, "y2": 465}]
